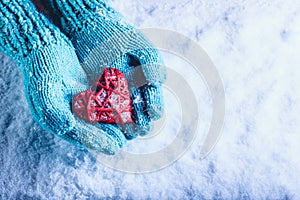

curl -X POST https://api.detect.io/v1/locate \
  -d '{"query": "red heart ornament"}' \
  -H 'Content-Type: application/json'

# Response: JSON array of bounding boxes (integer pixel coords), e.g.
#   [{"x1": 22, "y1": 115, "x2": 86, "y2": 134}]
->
[{"x1": 72, "y1": 68, "x2": 132, "y2": 124}]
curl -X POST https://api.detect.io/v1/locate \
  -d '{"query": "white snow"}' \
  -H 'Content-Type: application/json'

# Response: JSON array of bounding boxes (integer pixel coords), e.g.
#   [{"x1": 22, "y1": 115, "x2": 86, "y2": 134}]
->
[{"x1": 1, "y1": 0, "x2": 300, "y2": 199}]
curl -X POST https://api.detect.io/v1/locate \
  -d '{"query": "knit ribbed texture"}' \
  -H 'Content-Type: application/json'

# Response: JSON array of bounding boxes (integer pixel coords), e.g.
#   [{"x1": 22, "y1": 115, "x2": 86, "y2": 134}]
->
[
  {"x1": 48, "y1": 0, "x2": 166, "y2": 139},
  {"x1": 0, "y1": 0, "x2": 126, "y2": 154},
  {"x1": 0, "y1": 0, "x2": 65, "y2": 64}
]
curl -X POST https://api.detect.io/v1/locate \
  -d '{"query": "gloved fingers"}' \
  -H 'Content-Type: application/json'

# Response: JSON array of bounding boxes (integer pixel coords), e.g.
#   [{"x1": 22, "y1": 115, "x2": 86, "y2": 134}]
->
[
  {"x1": 70, "y1": 119, "x2": 127, "y2": 155},
  {"x1": 112, "y1": 54, "x2": 165, "y2": 121},
  {"x1": 130, "y1": 88, "x2": 153, "y2": 136},
  {"x1": 120, "y1": 117, "x2": 153, "y2": 140},
  {"x1": 109, "y1": 54, "x2": 164, "y2": 132},
  {"x1": 119, "y1": 88, "x2": 153, "y2": 139},
  {"x1": 140, "y1": 84, "x2": 164, "y2": 121}
]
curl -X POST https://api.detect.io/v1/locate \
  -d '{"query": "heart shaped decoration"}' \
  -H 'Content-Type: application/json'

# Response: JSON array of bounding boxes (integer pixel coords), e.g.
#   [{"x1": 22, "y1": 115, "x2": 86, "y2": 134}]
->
[{"x1": 72, "y1": 68, "x2": 132, "y2": 124}]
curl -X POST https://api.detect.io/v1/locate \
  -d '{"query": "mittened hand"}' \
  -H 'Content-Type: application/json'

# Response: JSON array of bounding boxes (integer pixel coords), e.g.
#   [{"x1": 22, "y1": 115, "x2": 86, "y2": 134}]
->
[
  {"x1": 0, "y1": 0, "x2": 127, "y2": 155},
  {"x1": 0, "y1": 0, "x2": 166, "y2": 155},
  {"x1": 46, "y1": 0, "x2": 167, "y2": 139}
]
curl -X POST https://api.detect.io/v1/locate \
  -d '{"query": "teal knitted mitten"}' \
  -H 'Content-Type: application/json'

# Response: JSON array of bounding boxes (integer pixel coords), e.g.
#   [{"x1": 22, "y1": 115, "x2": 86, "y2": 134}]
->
[
  {"x1": 46, "y1": 0, "x2": 167, "y2": 139},
  {"x1": 0, "y1": 0, "x2": 126, "y2": 154}
]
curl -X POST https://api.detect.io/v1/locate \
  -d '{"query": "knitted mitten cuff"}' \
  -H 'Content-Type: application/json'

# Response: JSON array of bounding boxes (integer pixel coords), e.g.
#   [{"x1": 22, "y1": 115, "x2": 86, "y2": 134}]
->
[{"x1": 0, "y1": 0, "x2": 69, "y2": 66}]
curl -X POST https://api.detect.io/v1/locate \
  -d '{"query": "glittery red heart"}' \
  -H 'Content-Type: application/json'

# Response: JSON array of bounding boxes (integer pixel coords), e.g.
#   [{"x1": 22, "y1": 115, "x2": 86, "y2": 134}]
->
[{"x1": 72, "y1": 68, "x2": 132, "y2": 124}]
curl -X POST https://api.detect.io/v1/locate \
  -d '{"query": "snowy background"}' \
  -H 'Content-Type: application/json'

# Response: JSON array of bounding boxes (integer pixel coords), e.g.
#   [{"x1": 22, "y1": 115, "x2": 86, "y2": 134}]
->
[{"x1": 1, "y1": 0, "x2": 300, "y2": 199}]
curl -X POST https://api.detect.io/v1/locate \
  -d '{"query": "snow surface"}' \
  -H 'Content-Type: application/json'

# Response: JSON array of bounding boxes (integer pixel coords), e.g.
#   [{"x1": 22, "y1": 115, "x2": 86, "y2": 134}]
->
[{"x1": 1, "y1": 0, "x2": 300, "y2": 199}]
